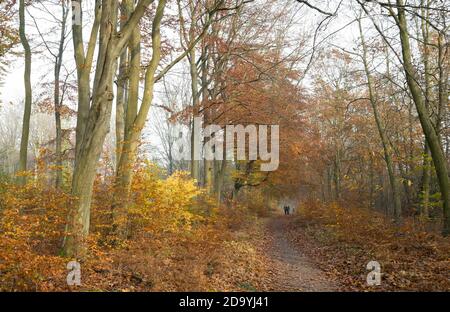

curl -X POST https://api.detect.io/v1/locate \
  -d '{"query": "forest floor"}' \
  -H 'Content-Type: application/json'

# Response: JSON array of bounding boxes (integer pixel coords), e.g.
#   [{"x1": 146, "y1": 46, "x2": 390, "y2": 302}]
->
[
  {"x1": 3, "y1": 190, "x2": 448, "y2": 291},
  {"x1": 266, "y1": 202, "x2": 450, "y2": 291},
  {"x1": 262, "y1": 215, "x2": 339, "y2": 291}
]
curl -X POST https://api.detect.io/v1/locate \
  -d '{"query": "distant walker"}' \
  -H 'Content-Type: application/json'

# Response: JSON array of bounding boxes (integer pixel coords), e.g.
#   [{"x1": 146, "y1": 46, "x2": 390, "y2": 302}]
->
[{"x1": 283, "y1": 205, "x2": 290, "y2": 215}]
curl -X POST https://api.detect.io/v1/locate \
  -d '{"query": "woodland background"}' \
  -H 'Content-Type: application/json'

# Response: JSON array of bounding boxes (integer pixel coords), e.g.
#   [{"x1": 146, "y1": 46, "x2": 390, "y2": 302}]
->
[{"x1": 0, "y1": 0, "x2": 449, "y2": 291}]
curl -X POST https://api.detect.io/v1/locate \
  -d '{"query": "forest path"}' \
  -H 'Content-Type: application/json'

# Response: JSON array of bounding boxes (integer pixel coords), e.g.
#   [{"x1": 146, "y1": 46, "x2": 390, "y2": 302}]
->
[{"x1": 263, "y1": 216, "x2": 338, "y2": 291}]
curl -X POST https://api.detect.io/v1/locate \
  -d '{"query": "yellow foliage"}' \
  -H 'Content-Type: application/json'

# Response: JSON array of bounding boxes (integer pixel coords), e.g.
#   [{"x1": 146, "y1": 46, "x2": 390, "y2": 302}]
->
[{"x1": 128, "y1": 162, "x2": 205, "y2": 237}]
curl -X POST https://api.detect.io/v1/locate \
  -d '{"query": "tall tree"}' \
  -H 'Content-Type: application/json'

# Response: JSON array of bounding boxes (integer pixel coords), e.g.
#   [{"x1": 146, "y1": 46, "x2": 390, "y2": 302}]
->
[
  {"x1": 358, "y1": 16, "x2": 402, "y2": 220},
  {"x1": 53, "y1": 1, "x2": 69, "y2": 189},
  {"x1": 18, "y1": 0, "x2": 32, "y2": 185},
  {"x1": 419, "y1": 0, "x2": 432, "y2": 218},
  {"x1": 394, "y1": 0, "x2": 450, "y2": 234},
  {"x1": 63, "y1": 0, "x2": 155, "y2": 257},
  {"x1": 112, "y1": 0, "x2": 167, "y2": 239}
]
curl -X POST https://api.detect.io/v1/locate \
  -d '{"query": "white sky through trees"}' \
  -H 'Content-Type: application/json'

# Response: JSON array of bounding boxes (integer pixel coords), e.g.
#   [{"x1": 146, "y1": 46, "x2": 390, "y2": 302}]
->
[{"x1": 0, "y1": 0, "x2": 363, "y2": 168}]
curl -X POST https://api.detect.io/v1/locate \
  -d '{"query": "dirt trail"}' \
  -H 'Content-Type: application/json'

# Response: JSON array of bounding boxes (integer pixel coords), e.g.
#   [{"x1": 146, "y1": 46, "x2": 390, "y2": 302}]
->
[{"x1": 264, "y1": 216, "x2": 339, "y2": 291}]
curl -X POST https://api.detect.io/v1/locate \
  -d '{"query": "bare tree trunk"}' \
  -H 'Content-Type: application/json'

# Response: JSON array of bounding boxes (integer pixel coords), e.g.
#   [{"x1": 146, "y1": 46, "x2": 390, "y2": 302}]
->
[
  {"x1": 421, "y1": 143, "x2": 432, "y2": 217},
  {"x1": 73, "y1": 0, "x2": 101, "y2": 161},
  {"x1": 215, "y1": 159, "x2": 226, "y2": 202},
  {"x1": 419, "y1": 2, "x2": 431, "y2": 217},
  {"x1": 327, "y1": 166, "x2": 332, "y2": 202},
  {"x1": 186, "y1": 0, "x2": 201, "y2": 182},
  {"x1": 112, "y1": 0, "x2": 166, "y2": 239},
  {"x1": 212, "y1": 132, "x2": 227, "y2": 202},
  {"x1": 189, "y1": 47, "x2": 200, "y2": 182},
  {"x1": 54, "y1": 2, "x2": 69, "y2": 189},
  {"x1": 369, "y1": 154, "x2": 374, "y2": 209},
  {"x1": 18, "y1": 0, "x2": 32, "y2": 185},
  {"x1": 64, "y1": 0, "x2": 119, "y2": 257},
  {"x1": 333, "y1": 151, "x2": 341, "y2": 200},
  {"x1": 202, "y1": 108, "x2": 214, "y2": 193},
  {"x1": 115, "y1": 49, "x2": 127, "y2": 171},
  {"x1": 63, "y1": 0, "x2": 153, "y2": 257},
  {"x1": 437, "y1": 32, "x2": 448, "y2": 137},
  {"x1": 396, "y1": 0, "x2": 450, "y2": 235},
  {"x1": 359, "y1": 18, "x2": 402, "y2": 220}
]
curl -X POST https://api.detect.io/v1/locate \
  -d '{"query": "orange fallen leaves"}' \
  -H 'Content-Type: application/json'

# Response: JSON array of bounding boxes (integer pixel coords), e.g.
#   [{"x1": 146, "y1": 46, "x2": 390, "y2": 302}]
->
[{"x1": 287, "y1": 200, "x2": 450, "y2": 291}]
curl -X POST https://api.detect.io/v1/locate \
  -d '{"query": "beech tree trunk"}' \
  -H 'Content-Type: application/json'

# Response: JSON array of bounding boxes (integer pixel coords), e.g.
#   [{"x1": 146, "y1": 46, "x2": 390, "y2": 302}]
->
[
  {"x1": 359, "y1": 18, "x2": 402, "y2": 221},
  {"x1": 63, "y1": 0, "x2": 154, "y2": 257},
  {"x1": 64, "y1": 0, "x2": 119, "y2": 257},
  {"x1": 419, "y1": 3, "x2": 431, "y2": 217},
  {"x1": 112, "y1": 0, "x2": 166, "y2": 239},
  {"x1": 18, "y1": 0, "x2": 32, "y2": 185},
  {"x1": 54, "y1": 2, "x2": 69, "y2": 189},
  {"x1": 189, "y1": 47, "x2": 201, "y2": 182}
]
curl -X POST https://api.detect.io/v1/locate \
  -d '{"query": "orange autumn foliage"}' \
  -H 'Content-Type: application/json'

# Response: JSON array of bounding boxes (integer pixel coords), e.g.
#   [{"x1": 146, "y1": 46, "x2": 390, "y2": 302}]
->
[
  {"x1": 0, "y1": 161, "x2": 267, "y2": 291},
  {"x1": 0, "y1": 178, "x2": 69, "y2": 291}
]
